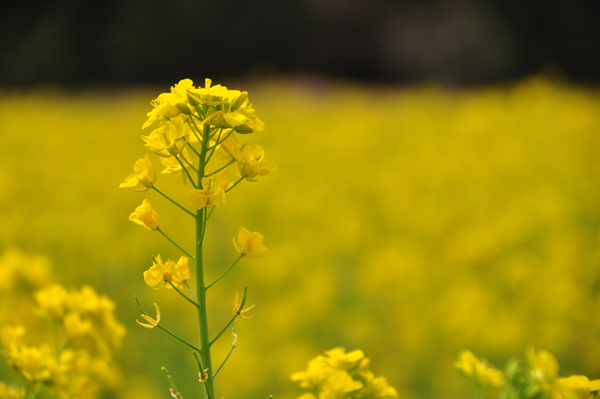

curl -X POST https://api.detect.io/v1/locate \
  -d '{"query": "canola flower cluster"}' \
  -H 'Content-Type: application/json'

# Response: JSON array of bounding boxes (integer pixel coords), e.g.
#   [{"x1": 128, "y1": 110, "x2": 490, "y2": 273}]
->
[
  {"x1": 455, "y1": 348, "x2": 600, "y2": 399},
  {"x1": 0, "y1": 249, "x2": 125, "y2": 399},
  {"x1": 292, "y1": 348, "x2": 397, "y2": 399},
  {"x1": 120, "y1": 79, "x2": 275, "y2": 399}
]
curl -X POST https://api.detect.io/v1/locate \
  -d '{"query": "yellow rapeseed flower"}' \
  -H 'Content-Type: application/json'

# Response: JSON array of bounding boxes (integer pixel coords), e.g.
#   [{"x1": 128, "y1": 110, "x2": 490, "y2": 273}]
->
[
  {"x1": 119, "y1": 155, "x2": 157, "y2": 192},
  {"x1": 319, "y1": 370, "x2": 363, "y2": 399},
  {"x1": 35, "y1": 284, "x2": 68, "y2": 318},
  {"x1": 63, "y1": 311, "x2": 92, "y2": 339},
  {"x1": 160, "y1": 148, "x2": 193, "y2": 183},
  {"x1": 0, "y1": 325, "x2": 25, "y2": 349},
  {"x1": 232, "y1": 292, "x2": 255, "y2": 319},
  {"x1": 454, "y1": 350, "x2": 504, "y2": 387},
  {"x1": 324, "y1": 348, "x2": 365, "y2": 370},
  {"x1": 143, "y1": 255, "x2": 190, "y2": 290},
  {"x1": 233, "y1": 226, "x2": 268, "y2": 258},
  {"x1": 553, "y1": 375, "x2": 599, "y2": 399},
  {"x1": 142, "y1": 119, "x2": 190, "y2": 158},
  {"x1": 143, "y1": 79, "x2": 193, "y2": 129},
  {"x1": 527, "y1": 346, "x2": 559, "y2": 382},
  {"x1": 129, "y1": 199, "x2": 161, "y2": 231},
  {"x1": 236, "y1": 145, "x2": 277, "y2": 182},
  {"x1": 187, "y1": 168, "x2": 231, "y2": 210}
]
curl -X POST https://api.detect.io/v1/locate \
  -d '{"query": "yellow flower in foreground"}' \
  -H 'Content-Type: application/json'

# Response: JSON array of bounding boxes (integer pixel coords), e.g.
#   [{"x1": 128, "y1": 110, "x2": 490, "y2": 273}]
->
[
  {"x1": 136, "y1": 303, "x2": 161, "y2": 329},
  {"x1": 236, "y1": 145, "x2": 277, "y2": 182},
  {"x1": 160, "y1": 148, "x2": 193, "y2": 183},
  {"x1": 143, "y1": 79, "x2": 193, "y2": 129},
  {"x1": 143, "y1": 255, "x2": 190, "y2": 290},
  {"x1": 233, "y1": 226, "x2": 267, "y2": 258},
  {"x1": 119, "y1": 155, "x2": 157, "y2": 192},
  {"x1": 454, "y1": 350, "x2": 504, "y2": 387},
  {"x1": 232, "y1": 291, "x2": 255, "y2": 319},
  {"x1": 553, "y1": 375, "x2": 600, "y2": 399},
  {"x1": 129, "y1": 199, "x2": 161, "y2": 231},
  {"x1": 142, "y1": 119, "x2": 190, "y2": 157}
]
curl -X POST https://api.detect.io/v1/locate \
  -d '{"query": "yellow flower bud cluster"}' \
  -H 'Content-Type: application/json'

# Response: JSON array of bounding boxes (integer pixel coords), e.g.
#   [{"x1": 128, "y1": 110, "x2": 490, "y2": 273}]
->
[
  {"x1": 292, "y1": 348, "x2": 398, "y2": 399},
  {"x1": 456, "y1": 347, "x2": 600, "y2": 399}
]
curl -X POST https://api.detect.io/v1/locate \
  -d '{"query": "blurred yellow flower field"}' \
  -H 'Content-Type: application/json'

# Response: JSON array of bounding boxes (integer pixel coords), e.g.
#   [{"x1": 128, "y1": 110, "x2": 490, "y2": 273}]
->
[{"x1": 1, "y1": 77, "x2": 600, "y2": 399}]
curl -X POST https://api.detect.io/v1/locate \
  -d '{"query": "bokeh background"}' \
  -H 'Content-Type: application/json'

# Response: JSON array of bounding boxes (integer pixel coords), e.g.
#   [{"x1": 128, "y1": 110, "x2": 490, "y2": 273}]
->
[{"x1": 1, "y1": 1, "x2": 600, "y2": 399}]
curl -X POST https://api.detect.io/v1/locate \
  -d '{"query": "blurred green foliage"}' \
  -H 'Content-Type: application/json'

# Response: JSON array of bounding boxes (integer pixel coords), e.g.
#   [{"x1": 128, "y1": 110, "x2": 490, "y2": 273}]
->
[{"x1": 1, "y1": 77, "x2": 600, "y2": 399}]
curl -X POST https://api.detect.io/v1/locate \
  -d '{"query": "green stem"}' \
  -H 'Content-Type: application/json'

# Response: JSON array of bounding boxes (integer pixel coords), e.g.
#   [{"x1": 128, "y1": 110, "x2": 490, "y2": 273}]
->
[
  {"x1": 189, "y1": 117, "x2": 205, "y2": 143},
  {"x1": 202, "y1": 128, "x2": 223, "y2": 168},
  {"x1": 225, "y1": 177, "x2": 244, "y2": 193},
  {"x1": 187, "y1": 141, "x2": 201, "y2": 157},
  {"x1": 206, "y1": 254, "x2": 244, "y2": 290},
  {"x1": 168, "y1": 282, "x2": 199, "y2": 308},
  {"x1": 206, "y1": 129, "x2": 234, "y2": 151},
  {"x1": 213, "y1": 324, "x2": 236, "y2": 379},
  {"x1": 156, "y1": 325, "x2": 200, "y2": 352},
  {"x1": 206, "y1": 159, "x2": 235, "y2": 177},
  {"x1": 157, "y1": 229, "x2": 195, "y2": 260},
  {"x1": 210, "y1": 315, "x2": 236, "y2": 347},
  {"x1": 180, "y1": 154, "x2": 199, "y2": 173},
  {"x1": 196, "y1": 123, "x2": 215, "y2": 399},
  {"x1": 476, "y1": 386, "x2": 482, "y2": 399},
  {"x1": 163, "y1": 368, "x2": 185, "y2": 399},
  {"x1": 135, "y1": 297, "x2": 201, "y2": 352},
  {"x1": 175, "y1": 155, "x2": 198, "y2": 189},
  {"x1": 152, "y1": 186, "x2": 195, "y2": 218}
]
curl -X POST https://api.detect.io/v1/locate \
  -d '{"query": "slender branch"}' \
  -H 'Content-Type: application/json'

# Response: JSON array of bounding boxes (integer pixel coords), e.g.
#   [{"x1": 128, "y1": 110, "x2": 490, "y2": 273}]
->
[
  {"x1": 188, "y1": 117, "x2": 205, "y2": 143},
  {"x1": 185, "y1": 281, "x2": 198, "y2": 301},
  {"x1": 205, "y1": 206, "x2": 216, "y2": 223},
  {"x1": 180, "y1": 154, "x2": 199, "y2": 173},
  {"x1": 157, "y1": 229, "x2": 195, "y2": 260},
  {"x1": 209, "y1": 315, "x2": 236, "y2": 347},
  {"x1": 213, "y1": 324, "x2": 236, "y2": 379},
  {"x1": 175, "y1": 155, "x2": 198, "y2": 189},
  {"x1": 193, "y1": 351, "x2": 204, "y2": 371},
  {"x1": 136, "y1": 297, "x2": 200, "y2": 352},
  {"x1": 225, "y1": 177, "x2": 245, "y2": 193},
  {"x1": 168, "y1": 282, "x2": 199, "y2": 308},
  {"x1": 187, "y1": 141, "x2": 201, "y2": 157},
  {"x1": 162, "y1": 368, "x2": 185, "y2": 399},
  {"x1": 207, "y1": 129, "x2": 234, "y2": 151},
  {"x1": 202, "y1": 128, "x2": 223, "y2": 168},
  {"x1": 206, "y1": 254, "x2": 244, "y2": 290},
  {"x1": 152, "y1": 186, "x2": 196, "y2": 218},
  {"x1": 206, "y1": 159, "x2": 235, "y2": 177}
]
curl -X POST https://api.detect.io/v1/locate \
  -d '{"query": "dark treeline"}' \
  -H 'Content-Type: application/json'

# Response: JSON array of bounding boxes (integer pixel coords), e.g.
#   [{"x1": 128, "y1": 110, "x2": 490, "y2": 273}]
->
[{"x1": 1, "y1": 0, "x2": 599, "y2": 87}]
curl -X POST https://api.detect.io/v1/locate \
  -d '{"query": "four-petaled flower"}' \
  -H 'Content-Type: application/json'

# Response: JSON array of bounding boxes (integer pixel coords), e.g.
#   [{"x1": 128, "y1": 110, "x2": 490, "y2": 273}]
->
[
  {"x1": 136, "y1": 303, "x2": 161, "y2": 329},
  {"x1": 236, "y1": 145, "x2": 277, "y2": 182},
  {"x1": 233, "y1": 226, "x2": 268, "y2": 258},
  {"x1": 143, "y1": 255, "x2": 190, "y2": 290},
  {"x1": 129, "y1": 199, "x2": 161, "y2": 231},
  {"x1": 187, "y1": 168, "x2": 232, "y2": 210},
  {"x1": 119, "y1": 155, "x2": 157, "y2": 192},
  {"x1": 232, "y1": 292, "x2": 255, "y2": 320}
]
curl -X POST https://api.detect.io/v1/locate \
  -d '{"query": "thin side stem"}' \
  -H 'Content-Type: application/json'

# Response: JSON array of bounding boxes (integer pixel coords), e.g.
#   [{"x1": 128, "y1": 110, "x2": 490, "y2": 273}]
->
[
  {"x1": 213, "y1": 324, "x2": 236, "y2": 379},
  {"x1": 185, "y1": 281, "x2": 198, "y2": 301},
  {"x1": 187, "y1": 141, "x2": 201, "y2": 157},
  {"x1": 202, "y1": 128, "x2": 223, "y2": 168},
  {"x1": 225, "y1": 177, "x2": 244, "y2": 193},
  {"x1": 152, "y1": 186, "x2": 196, "y2": 218},
  {"x1": 157, "y1": 229, "x2": 195, "y2": 260},
  {"x1": 209, "y1": 315, "x2": 236, "y2": 347},
  {"x1": 206, "y1": 254, "x2": 244, "y2": 290},
  {"x1": 168, "y1": 282, "x2": 199, "y2": 308},
  {"x1": 206, "y1": 159, "x2": 235, "y2": 177},
  {"x1": 180, "y1": 154, "x2": 199, "y2": 173},
  {"x1": 175, "y1": 155, "x2": 198, "y2": 189},
  {"x1": 207, "y1": 129, "x2": 234, "y2": 151}
]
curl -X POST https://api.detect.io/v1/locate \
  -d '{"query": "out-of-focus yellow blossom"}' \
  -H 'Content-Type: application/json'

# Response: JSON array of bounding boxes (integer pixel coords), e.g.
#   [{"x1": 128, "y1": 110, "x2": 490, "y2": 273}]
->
[
  {"x1": 233, "y1": 226, "x2": 268, "y2": 258},
  {"x1": 454, "y1": 350, "x2": 504, "y2": 387},
  {"x1": 187, "y1": 168, "x2": 231, "y2": 210},
  {"x1": 142, "y1": 119, "x2": 191, "y2": 157},
  {"x1": 6, "y1": 344, "x2": 56, "y2": 382},
  {"x1": 0, "y1": 382, "x2": 24, "y2": 399},
  {"x1": 356, "y1": 371, "x2": 398, "y2": 399},
  {"x1": 527, "y1": 346, "x2": 559, "y2": 382},
  {"x1": 294, "y1": 349, "x2": 396, "y2": 399},
  {"x1": 143, "y1": 255, "x2": 190, "y2": 290},
  {"x1": 233, "y1": 292, "x2": 255, "y2": 319},
  {"x1": 35, "y1": 284, "x2": 68, "y2": 318},
  {"x1": 143, "y1": 79, "x2": 194, "y2": 129},
  {"x1": 0, "y1": 325, "x2": 25, "y2": 349},
  {"x1": 553, "y1": 375, "x2": 600, "y2": 399},
  {"x1": 160, "y1": 148, "x2": 193, "y2": 183},
  {"x1": 325, "y1": 348, "x2": 365, "y2": 370},
  {"x1": 216, "y1": 130, "x2": 241, "y2": 161},
  {"x1": 129, "y1": 199, "x2": 161, "y2": 231},
  {"x1": 119, "y1": 154, "x2": 157, "y2": 191},
  {"x1": 319, "y1": 370, "x2": 363, "y2": 399},
  {"x1": 236, "y1": 144, "x2": 277, "y2": 182},
  {"x1": 64, "y1": 311, "x2": 93, "y2": 339},
  {"x1": 136, "y1": 303, "x2": 161, "y2": 329}
]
